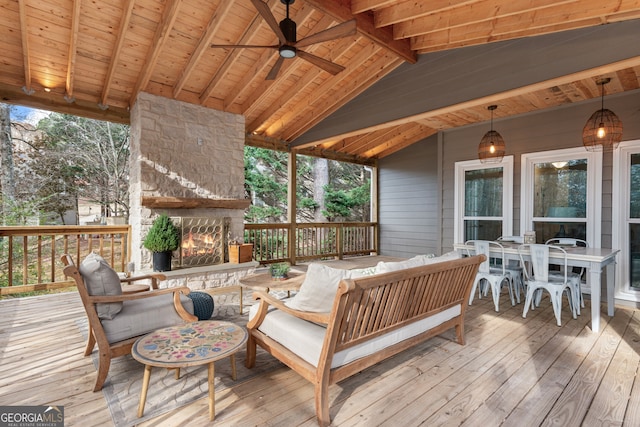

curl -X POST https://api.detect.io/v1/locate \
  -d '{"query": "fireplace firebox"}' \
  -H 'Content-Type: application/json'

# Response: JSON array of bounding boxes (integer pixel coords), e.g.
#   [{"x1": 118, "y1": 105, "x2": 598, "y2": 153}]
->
[{"x1": 172, "y1": 216, "x2": 230, "y2": 268}]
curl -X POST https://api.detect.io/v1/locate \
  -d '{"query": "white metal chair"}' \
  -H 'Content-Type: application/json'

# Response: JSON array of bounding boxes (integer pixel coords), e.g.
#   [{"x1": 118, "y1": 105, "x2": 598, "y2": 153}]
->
[
  {"x1": 466, "y1": 240, "x2": 515, "y2": 312},
  {"x1": 518, "y1": 244, "x2": 578, "y2": 326},
  {"x1": 497, "y1": 236, "x2": 526, "y2": 303},
  {"x1": 545, "y1": 237, "x2": 588, "y2": 313}
]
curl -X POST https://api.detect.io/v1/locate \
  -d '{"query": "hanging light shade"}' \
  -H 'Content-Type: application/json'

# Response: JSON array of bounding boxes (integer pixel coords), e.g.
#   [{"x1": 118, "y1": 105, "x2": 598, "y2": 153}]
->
[
  {"x1": 478, "y1": 105, "x2": 506, "y2": 163},
  {"x1": 583, "y1": 77, "x2": 623, "y2": 152}
]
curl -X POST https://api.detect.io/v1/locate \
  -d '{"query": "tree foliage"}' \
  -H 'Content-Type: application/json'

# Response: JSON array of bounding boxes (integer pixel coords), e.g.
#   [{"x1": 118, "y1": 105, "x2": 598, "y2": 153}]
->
[
  {"x1": 244, "y1": 146, "x2": 371, "y2": 223},
  {"x1": 37, "y1": 113, "x2": 130, "y2": 220}
]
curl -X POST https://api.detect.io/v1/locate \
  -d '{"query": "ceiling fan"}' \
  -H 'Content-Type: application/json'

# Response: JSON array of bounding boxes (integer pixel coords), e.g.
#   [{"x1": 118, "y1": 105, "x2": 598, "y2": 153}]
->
[{"x1": 210, "y1": 0, "x2": 356, "y2": 80}]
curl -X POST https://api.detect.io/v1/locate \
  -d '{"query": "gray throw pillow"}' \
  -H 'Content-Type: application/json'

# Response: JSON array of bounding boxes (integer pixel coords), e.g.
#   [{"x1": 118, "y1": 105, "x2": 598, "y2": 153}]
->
[{"x1": 79, "y1": 252, "x2": 123, "y2": 320}]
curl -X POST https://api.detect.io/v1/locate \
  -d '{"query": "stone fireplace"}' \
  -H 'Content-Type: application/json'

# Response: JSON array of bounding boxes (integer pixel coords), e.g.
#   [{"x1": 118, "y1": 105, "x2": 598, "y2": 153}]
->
[{"x1": 129, "y1": 92, "x2": 250, "y2": 274}]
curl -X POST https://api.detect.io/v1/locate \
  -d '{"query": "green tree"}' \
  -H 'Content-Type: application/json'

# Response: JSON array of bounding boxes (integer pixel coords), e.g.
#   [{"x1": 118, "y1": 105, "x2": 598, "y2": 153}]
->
[{"x1": 37, "y1": 113, "x2": 130, "y2": 220}]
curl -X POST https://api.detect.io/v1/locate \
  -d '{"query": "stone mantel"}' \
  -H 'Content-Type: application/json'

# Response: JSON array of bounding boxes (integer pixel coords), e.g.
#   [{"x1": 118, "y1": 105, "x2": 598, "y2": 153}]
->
[{"x1": 141, "y1": 196, "x2": 251, "y2": 209}]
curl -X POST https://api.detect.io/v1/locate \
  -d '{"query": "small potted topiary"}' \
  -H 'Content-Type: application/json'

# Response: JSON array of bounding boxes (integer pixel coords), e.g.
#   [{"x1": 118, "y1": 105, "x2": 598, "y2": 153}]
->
[
  {"x1": 143, "y1": 213, "x2": 181, "y2": 272},
  {"x1": 269, "y1": 262, "x2": 290, "y2": 280}
]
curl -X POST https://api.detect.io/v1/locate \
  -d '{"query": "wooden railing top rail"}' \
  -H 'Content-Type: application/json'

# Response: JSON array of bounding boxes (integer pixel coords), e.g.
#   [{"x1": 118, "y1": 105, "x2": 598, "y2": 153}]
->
[{"x1": 0, "y1": 225, "x2": 131, "y2": 236}]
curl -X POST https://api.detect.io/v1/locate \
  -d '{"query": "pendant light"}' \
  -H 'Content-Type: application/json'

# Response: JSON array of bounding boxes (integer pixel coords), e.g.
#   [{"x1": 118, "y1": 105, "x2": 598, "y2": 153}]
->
[
  {"x1": 582, "y1": 78, "x2": 623, "y2": 152},
  {"x1": 478, "y1": 105, "x2": 506, "y2": 163}
]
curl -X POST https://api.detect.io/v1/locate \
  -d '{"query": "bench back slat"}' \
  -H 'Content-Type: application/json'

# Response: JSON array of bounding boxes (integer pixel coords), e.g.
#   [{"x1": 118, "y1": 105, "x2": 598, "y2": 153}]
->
[{"x1": 329, "y1": 255, "x2": 483, "y2": 353}]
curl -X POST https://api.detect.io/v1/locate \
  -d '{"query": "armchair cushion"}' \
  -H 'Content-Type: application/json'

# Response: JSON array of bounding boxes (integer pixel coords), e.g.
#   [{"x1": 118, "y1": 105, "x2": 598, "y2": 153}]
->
[
  {"x1": 100, "y1": 293, "x2": 195, "y2": 343},
  {"x1": 79, "y1": 253, "x2": 123, "y2": 320}
]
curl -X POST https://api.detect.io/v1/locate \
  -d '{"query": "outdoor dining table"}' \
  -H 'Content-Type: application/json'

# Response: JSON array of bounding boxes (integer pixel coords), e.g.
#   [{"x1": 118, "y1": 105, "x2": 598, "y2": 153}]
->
[{"x1": 453, "y1": 242, "x2": 619, "y2": 333}]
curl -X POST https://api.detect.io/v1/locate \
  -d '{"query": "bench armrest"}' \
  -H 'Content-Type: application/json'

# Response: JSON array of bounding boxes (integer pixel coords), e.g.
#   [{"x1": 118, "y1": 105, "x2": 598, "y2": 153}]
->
[
  {"x1": 119, "y1": 274, "x2": 166, "y2": 289},
  {"x1": 247, "y1": 290, "x2": 330, "y2": 329}
]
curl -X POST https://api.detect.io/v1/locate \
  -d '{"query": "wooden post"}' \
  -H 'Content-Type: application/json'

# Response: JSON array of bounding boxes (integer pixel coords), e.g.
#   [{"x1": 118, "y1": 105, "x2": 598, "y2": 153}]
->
[{"x1": 288, "y1": 152, "x2": 297, "y2": 265}]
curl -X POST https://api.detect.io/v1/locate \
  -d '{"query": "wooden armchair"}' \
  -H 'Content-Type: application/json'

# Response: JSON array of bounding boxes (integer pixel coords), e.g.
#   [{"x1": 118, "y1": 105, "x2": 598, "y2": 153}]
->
[{"x1": 62, "y1": 254, "x2": 198, "y2": 391}]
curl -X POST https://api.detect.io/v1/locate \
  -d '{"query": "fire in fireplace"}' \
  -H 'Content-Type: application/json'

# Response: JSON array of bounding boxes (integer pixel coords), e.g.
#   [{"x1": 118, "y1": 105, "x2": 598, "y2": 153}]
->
[{"x1": 172, "y1": 216, "x2": 230, "y2": 268}]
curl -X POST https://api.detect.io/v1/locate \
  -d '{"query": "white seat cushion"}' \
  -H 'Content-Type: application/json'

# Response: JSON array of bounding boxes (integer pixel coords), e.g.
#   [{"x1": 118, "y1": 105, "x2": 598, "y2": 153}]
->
[{"x1": 249, "y1": 302, "x2": 461, "y2": 368}]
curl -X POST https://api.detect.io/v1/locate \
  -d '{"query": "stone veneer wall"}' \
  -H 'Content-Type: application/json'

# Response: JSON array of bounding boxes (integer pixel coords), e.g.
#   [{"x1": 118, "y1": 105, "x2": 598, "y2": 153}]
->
[{"x1": 129, "y1": 92, "x2": 246, "y2": 272}]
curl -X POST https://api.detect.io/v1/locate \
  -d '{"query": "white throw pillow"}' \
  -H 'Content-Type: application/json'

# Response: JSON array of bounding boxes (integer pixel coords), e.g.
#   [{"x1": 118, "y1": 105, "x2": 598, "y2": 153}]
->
[
  {"x1": 286, "y1": 263, "x2": 350, "y2": 313},
  {"x1": 347, "y1": 266, "x2": 378, "y2": 278},
  {"x1": 79, "y1": 252, "x2": 123, "y2": 320},
  {"x1": 376, "y1": 254, "x2": 433, "y2": 274},
  {"x1": 422, "y1": 251, "x2": 461, "y2": 264}
]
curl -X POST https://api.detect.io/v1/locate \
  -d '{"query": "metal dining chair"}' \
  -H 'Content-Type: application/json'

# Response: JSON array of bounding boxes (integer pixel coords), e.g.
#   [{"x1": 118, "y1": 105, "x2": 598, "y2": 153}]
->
[
  {"x1": 518, "y1": 244, "x2": 578, "y2": 326},
  {"x1": 465, "y1": 240, "x2": 515, "y2": 312},
  {"x1": 497, "y1": 236, "x2": 526, "y2": 303},
  {"x1": 545, "y1": 237, "x2": 588, "y2": 314}
]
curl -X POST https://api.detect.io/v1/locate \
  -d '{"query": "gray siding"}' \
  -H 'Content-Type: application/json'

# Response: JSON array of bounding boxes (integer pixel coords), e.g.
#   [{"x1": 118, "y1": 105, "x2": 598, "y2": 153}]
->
[{"x1": 378, "y1": 134, "x2": 440, "y2": 258}]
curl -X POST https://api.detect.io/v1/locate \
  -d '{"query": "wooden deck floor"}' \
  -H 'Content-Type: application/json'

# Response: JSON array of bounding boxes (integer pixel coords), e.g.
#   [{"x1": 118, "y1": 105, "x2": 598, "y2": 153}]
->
[{"x1": 2, "y1": 284, "x2": 640, "y2": 426}]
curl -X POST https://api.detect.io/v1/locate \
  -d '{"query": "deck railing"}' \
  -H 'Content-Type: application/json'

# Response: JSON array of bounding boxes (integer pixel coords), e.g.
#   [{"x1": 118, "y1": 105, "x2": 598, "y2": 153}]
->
[
  {"x1": 0, "y1": 222, "x2": 377, "y2": 295},
  {"x1": 245, "y1": 221, "x2": 378, "y2": 265},
  {"x1": 0, "y1": 225, "x2": 131, "y2": 295}
]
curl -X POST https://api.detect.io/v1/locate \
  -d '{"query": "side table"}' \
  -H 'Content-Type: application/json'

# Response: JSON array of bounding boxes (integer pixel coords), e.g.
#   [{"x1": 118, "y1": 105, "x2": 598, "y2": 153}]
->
[
  {"x1": 238, "y1": 271, "x2": 305, "y2": 312},
  {"x1": 131, "y1": 320, "x2": 247, "y2": 421}
]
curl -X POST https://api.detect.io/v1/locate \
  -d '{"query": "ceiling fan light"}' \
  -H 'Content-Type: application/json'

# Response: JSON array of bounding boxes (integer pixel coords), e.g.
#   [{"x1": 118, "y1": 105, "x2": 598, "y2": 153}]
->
[{"x1": 279, "y1": 45, "x2": 296, "y2": 58}]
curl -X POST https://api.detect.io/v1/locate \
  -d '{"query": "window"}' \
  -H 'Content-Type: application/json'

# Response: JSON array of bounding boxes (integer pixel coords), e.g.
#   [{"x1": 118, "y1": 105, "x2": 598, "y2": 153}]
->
[
  {"x1": 521, "y1": 148, "x2": 602, "y2": 246},
  {"x1": 454, "y1": 156, "x2": 513, "y2": 243},
  {"x1": 613, "y1": 140, "x2": 640, "y2": 299}
]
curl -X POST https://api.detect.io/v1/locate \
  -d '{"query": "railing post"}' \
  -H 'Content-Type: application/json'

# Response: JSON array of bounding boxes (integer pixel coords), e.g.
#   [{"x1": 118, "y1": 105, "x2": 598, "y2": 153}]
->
[
  {"x1": 289, "y1": 222, "x2": 296, "y2": 265},
  {"x1": 337, "y1": 224, "x2": 344, "y2": 260}
]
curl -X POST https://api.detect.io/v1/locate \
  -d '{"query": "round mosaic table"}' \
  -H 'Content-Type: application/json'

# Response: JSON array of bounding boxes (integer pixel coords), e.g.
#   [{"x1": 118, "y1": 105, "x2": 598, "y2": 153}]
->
[{"x1": 131, "y1": 320, "x2": 248, "y2": 421}]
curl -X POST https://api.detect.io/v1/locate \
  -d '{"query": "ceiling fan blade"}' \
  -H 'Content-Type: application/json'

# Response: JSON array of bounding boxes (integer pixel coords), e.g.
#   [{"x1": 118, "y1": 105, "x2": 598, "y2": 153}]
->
[
  {"x1": 297, "y1": 50, "x2": 345, "y2": 75},
  {"x1": 210, "y1": 44, "x2": 278, "y2": 49},
  {"x1": 295, "y1": 20, "x2": 357, "y2": 48},
  {"x1": 250, "y1": 0, "x2": 287, "y2": 45},
  {"x1": 266, "y1": 56, "x2": 285, "y2": 80}
]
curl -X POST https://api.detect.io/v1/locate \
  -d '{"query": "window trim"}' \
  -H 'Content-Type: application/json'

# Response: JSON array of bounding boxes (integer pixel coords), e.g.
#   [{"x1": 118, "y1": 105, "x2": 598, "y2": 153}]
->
[
  {"x1": 520, "y1": 147, "x2": 602, "y2": 248},
  {"x1": 612, "y1": 139, "x2": 640, "y2": 300},
  {"x1": 454, "y1": 156, "x2": 513, "y2": 243}
]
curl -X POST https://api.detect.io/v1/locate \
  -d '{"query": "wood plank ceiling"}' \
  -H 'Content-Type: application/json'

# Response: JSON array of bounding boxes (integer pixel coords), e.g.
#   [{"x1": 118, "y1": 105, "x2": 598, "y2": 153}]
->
[{"x1": 1, "y1": 0, "x2": 640, "y2": 165}]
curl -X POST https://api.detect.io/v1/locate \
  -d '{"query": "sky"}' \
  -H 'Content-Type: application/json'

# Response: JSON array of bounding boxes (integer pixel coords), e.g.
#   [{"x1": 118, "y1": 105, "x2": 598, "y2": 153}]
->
[{"x1": 11, "y1": 105, "x2": 51, "y2": 125}]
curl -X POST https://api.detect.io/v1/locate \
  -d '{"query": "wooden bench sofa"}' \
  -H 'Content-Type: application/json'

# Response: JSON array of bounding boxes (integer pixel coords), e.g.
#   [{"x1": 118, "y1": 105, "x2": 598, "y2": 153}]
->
[{"x1": 245, "y1": 253, "x2": 485, "y2": 426}]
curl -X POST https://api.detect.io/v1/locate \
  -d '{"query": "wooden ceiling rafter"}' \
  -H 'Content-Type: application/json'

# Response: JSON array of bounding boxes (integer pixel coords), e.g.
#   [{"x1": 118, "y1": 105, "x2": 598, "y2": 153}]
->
[
  {"x1": 100, "y1": 0, "x2": 135, "y2": 107},
  {"x1": 351, "y1": 0, "x2": 397, "y2": 15},
  {"x1": 372, "y1": 0, "x2": 478, "y2": 27},
  {"x1": 304, "y1": 0, "x2": 417, "y2": 64},
  {"x1": 18, "y1": 0, "x2": 32, "y2": 94},
  {"x1": 262, "y1": 40, "x2": 383, "y2": 138},
  {"x1": 239, "y1": 4, "x2": 318, "y2": 118},
  {"x1": 411, "y1": 1, "x2": 640, "y2": 52},
  {"x1": 394, "y1": 0, "x2": 578, "y2": 39},
  {"x1": 64, "y1": 0, "x2": 81, "y2": 102},
  {"x1": 128, "y1": 0, "x2": 182, "y2": 107},
  {"x1": 247, "y1": 21, "x2": 361, "y2": 133},
  {"x1": 370, "y1": 124, "x2": 437, "y2": 158},
  {"x1": 173, "y1": 1, "x2": 235, "y2": 99},
  {"x1": 284, "y1": 51, "x2": 404, "y2": 142},
  {"x1": 199, "y1": 3, "x2": 268, "y2": 106}
]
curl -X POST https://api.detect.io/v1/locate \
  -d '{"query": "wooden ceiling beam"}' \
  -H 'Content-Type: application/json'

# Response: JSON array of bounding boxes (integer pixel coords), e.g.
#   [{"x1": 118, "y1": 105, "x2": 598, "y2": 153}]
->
[
  {"x1": 248, "y1": 17, "x2": 357, "y2": 133},
  {"x1": 128, "y1": 0, "x2": 182, "y2": 107},
  {"x1": 351, "y1": 0, "x2": 397, "y2": 15},
  {"x1": 240, "y1": 4, "x2": 316, "y2": 117},
  {"x1": 18, "y1": 0, "x2": 32, "y2": 94},
  {"x1": 285, "y1": 51, "x2": 404, "y2": 143},
  {"x1": 395, "y1": 0, "x2": 578, "y2": 39},
  {"x1": 173, "y1": 1, "x2": 234, "y2": 99},
  {"x1": 371, "y1": 124, "x2": 437, "y2": 158},
  {"x1": 304, "y1": 0, "x2": 416, "y2": 64},
  {"x1": 199, "y1": 2, "x2": 267, "y2": 105},
  {"x1": 0, "y1": 82, "x2": 130, "y2": 124},
  {"x1": 374, "y1": 0, "x2": 478, "y2": 28},
  {"x1": 411, "y1": 1, "x2": 640, "y2": 51},
  {"x1": 101, "y1": 0, "x2": 135, "y2": 107},
  {"x1": 64, "y1": 0, "x2": 81, "y2": 102}
]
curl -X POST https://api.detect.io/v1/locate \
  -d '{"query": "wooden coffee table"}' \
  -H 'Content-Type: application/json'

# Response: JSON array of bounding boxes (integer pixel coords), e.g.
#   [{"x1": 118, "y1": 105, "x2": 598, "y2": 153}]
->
[{"x1": 131, "y1": 320, "x2": 247, "y2": 421}]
